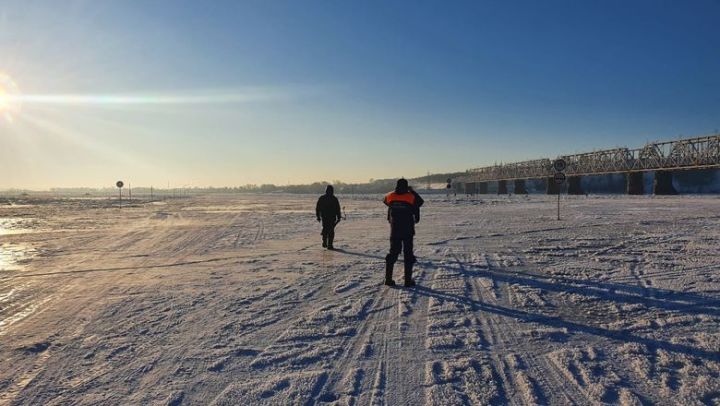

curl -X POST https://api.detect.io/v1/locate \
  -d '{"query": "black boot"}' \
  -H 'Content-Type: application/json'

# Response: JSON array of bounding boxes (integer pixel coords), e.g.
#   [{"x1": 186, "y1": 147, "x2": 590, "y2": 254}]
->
[
  {"x1": 322, "y1": 234, "x2": 327, "y2": 248},
  {"x1": 404, "y1": 261, "x2": 415, "y2": 287},
  {"x1": 384, "y1": 262, "x2": 396, "y2": 286},
  {"x1": 327, "y1": 235, "x2": 334, "y2": 250}
]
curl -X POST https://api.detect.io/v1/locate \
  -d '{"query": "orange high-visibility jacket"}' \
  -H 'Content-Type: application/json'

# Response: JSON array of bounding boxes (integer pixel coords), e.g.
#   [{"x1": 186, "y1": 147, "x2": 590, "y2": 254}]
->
[{"x1": 383, "y1": 190, "x2": 423, "y2": 239}]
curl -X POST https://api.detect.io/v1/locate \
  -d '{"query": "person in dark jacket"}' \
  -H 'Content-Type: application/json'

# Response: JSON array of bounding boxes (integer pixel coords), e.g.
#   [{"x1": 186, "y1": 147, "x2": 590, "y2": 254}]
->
[
  {"x1": 316, "y1": 185, "x2": 342, "y2": 249},
  {"x1": 383, "y1": 178, "x2": 424, "y2": 286}
]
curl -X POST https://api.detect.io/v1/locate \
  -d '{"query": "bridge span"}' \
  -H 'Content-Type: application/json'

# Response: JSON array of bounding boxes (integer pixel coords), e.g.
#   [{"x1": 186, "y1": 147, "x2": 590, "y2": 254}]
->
[{"x1": 455, "y1": 133, "x2": 720, "y2": 195}]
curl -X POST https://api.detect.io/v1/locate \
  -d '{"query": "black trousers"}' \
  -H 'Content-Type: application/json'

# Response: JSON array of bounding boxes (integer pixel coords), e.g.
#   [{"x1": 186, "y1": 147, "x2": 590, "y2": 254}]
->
[
  {"x1": 385, "y1": 237, "x2": 415, "y2": 265},
  {"x1": 321, "y1": 219, "x2": 336, "y2": 242}
]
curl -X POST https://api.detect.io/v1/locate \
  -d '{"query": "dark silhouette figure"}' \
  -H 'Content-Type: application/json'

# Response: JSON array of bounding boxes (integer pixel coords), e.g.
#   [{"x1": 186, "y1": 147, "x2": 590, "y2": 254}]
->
[
  {"x1": 316, "y1": 185, "x2": 342, "y2": 249},
  {"x1": 383, "y1": 179, "x2": 424, "y2": 287}
]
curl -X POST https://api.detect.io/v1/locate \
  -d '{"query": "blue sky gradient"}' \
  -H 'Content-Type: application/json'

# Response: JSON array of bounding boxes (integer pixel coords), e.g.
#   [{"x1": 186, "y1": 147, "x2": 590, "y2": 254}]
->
[{"x1": 1, "y1": 0, "x2": 719, "y2": 188}]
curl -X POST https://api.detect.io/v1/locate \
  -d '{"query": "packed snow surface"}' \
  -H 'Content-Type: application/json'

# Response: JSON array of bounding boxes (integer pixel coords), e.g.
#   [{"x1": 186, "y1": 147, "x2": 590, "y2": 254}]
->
[{"x1": 1, "y1": 194, "x2": 719, "y2": 405}]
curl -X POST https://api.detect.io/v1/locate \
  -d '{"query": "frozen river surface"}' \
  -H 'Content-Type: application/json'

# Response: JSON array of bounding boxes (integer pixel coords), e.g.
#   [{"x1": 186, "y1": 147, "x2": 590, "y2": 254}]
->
[{"x1": 0, "y1": 194, "x2": 719, "y2": 405}]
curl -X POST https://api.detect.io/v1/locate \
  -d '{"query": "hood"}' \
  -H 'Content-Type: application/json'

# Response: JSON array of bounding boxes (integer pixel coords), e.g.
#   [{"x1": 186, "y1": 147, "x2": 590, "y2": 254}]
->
[
  {"x1": 325, "y1": 185, "x2": 334, "y2": 195},
  {"x1": 395, "y1": 178, "x2": 409, "y2": 194}
]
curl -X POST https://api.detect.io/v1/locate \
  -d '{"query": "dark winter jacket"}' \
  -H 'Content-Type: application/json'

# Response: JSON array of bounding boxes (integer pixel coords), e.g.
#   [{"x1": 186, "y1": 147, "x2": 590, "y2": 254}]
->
[
  {"x1": 316, "y1": 186, "x2": 342, "y2": 222},
  {"x1": 383, "y1": 184, "x2": 424, "y2": 239}
]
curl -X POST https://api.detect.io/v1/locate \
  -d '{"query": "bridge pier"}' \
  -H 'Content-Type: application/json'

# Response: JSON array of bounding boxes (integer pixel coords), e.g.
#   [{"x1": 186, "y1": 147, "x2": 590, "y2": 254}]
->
[
  {"x1": 513, "y1": 179, "x2": 528, "y2": 194},
  {"x1": 497, "y1": 180, "x2": 508, "y2": 194},
  {"x1": 465, "y1": 182, "x2": 477, "y2": 195},
  {"x1": 567, "y1": 176, "x2": 583, "y2": 195},
  {"x1": 546, "y1": 177, "x2": 560, "y2": 194},
  {"x1": 626, "y1": 172, "x2": 644, "y2": 195},
  {"x1": 653, "y1": 170, "x2": 678, "y2": 195},
  {"x1": 478, "y1": 182, "x2": 488, "y2": 194}
]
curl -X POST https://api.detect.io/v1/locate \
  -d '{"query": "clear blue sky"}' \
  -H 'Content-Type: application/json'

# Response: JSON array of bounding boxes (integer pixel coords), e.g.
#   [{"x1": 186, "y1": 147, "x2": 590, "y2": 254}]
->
[{"x1": 1, "y1": 0, "x2": 719, "y2": 188}]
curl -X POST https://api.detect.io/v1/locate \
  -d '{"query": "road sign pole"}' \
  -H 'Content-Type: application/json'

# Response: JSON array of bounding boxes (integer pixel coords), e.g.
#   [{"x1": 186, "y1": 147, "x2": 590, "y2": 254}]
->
[
  {"x1": 116, "y1": 180, "x2": 124, "y2": 209},
  {"x1": 557, "y1": 193, "x2": 560, "y2": 220},
  {"x1": 552, "y1": 159, "x2": 567, "y2": 221}
]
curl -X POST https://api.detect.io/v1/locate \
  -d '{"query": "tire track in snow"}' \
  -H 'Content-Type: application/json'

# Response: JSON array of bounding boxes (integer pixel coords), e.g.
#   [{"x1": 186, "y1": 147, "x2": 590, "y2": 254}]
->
[
  {"x1": 309, "y1": 263, "x2": 430, "y2": 405},
  {"x1": 386, "y1": 266, "x2": 430, "y2": 405},
  {"x1": 208, "y1": 250, "x2": 391, "y2": 404},
  {"x1": 454, "y1": 249, "x2": 590, "y2": 405},
  {"x1": 421, "y1": 250, "x2": 502, "y2": 405},
  {"x1": 311, "y1": 273, "x2": 396, "y2": 404}
]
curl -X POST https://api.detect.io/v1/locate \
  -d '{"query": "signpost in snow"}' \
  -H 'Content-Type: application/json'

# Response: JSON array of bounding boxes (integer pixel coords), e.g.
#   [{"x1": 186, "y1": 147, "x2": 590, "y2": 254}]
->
[
  {"x1": 116, "y1": 180, "x2": 124, "y2": 208},
  {"x1": 553, "y1": 160, "x2": 566, "y2": 220}
]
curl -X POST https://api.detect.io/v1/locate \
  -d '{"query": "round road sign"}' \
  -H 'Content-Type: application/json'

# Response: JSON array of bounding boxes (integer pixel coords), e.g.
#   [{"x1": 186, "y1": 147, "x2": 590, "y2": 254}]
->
[
  {"x1": 116, "y1": 181, "x2": 124, "y2": 188},
  {"x1": 553, "y1": 172, "x2": 566, "y2": 185},
  {"x1": 553, "y1": 159, "x2": 567, "y2": 172}
]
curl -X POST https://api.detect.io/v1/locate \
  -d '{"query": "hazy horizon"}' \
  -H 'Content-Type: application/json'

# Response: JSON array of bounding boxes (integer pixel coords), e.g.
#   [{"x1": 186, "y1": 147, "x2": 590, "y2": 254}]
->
[
  {"x1": 2, "y1": 1, "x2": 719, "y2": 189},
  {"x1": 0, "y1": 175, "x2": 438, "y2": 192}
]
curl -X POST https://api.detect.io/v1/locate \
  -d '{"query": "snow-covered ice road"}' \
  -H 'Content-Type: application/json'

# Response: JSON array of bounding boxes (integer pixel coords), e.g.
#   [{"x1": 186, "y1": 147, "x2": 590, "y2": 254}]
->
[{"x1": 1, "y1": 194, "x2": 719, "y2": 405}]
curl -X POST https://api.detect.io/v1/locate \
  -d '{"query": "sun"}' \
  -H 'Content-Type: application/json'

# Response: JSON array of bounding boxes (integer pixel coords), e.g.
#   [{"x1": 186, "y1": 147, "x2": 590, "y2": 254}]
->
[
  {"x1": 0, "y1": 88, "x2": 10, "y2": 111},
  {"x1": 0, "y1": 73, "x2": 21, "y2": 123}
]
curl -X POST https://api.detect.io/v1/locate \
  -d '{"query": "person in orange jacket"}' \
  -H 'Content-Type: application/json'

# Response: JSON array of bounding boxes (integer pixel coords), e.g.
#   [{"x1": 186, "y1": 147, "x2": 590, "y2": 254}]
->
[{"x1": 383, "y1": 178, "x2": 424, "y2": 286}]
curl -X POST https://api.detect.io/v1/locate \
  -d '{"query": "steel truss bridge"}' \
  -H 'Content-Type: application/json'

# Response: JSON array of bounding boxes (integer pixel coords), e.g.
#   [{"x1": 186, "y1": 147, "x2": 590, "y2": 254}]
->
[{"x1": 457, "y1": 133, "x2": 720, "y2": 183}]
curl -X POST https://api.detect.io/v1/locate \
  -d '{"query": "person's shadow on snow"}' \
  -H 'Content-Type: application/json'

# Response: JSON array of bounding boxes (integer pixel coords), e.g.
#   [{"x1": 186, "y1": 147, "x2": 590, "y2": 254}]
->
[{"x1": 410, "y1": 276, "x2": 720, "y2": 363}]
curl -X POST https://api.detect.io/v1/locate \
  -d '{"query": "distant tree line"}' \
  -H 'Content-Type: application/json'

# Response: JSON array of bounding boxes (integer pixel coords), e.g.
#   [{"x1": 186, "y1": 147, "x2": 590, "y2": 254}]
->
[{"x1": 1, "y1": 171, "x2": 466, "y2": 196}]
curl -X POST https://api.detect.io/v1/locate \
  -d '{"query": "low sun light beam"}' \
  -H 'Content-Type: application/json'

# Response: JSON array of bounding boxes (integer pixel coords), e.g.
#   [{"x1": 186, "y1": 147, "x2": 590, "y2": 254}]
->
[
  {"x1": 0, "y1": 72, "x2": 22, "y2": 123},
  {"x1": 7, "y1": 89, "x2": 292, "y2": 107},
  {"x1": 0, "y1": 71, "x2": 301, "y2": 124}
]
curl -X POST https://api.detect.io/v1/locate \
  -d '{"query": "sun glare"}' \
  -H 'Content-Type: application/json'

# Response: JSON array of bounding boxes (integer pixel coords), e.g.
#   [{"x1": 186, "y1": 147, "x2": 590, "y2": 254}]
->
[{"x1": 0, "y1": 73, "x2": 21, "y2": 123}]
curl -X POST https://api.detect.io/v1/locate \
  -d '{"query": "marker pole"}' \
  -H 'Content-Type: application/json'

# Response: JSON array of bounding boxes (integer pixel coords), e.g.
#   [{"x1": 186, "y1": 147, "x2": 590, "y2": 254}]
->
[{"x1": 557, "y1": 193, "x2": 560, "y2": 220}]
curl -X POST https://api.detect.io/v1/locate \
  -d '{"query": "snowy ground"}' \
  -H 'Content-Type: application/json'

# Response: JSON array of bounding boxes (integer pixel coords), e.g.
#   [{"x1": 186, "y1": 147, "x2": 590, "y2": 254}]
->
[{"x1": 1, "y1": 193, "x2": 719, "y2": 405}]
